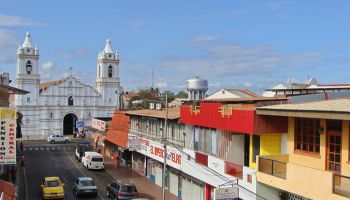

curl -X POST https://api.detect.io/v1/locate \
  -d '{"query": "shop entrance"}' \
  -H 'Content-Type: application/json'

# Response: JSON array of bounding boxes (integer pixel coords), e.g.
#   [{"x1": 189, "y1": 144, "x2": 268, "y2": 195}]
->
[{"x1": 63, "y1": 113, "x2": 78, "y2": 135}]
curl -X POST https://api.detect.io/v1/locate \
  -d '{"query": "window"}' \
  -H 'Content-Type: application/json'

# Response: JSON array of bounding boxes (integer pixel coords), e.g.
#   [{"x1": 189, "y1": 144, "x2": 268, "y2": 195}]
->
[
  {"x1": 68, "y1": 96, "x2": 74, "y2": 106},
  {"x1": 252, "y1": 135, "x2": 260, "y2": 163},
  {"x1": 295, "y1": 118, "x2": 320, "y2": 153},
  {"x1": 211, "y1": 129, "x2": 217, "y2": 155},
  {"x1": 98, "y1": 65, "x2": 101, "y2": 77},
  {"x1": 27, "y1": 97, "x2": 30, "y2": 103},
  {"x1": 108, "y1": 65, "x2": 113, "y2": 77}
]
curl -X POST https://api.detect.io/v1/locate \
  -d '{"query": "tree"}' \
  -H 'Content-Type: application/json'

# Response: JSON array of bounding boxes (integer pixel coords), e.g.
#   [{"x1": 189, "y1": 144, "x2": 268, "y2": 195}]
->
[
  {"x1": 176, "y1": 91, "x2": 188, "y2": 98},
  {"x1": 162, "y1": 90, "x2": 175, "y2": 102}
]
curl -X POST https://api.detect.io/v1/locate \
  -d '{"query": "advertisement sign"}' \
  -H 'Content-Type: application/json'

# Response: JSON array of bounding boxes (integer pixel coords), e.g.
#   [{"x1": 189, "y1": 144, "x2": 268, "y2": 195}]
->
[
  {"x1": 92, "y1": 118, "x2": 106, "y2": 131},
  {"x1": 0, "y1": 108, "x2": 16, "y2": 164},
  {"x1": 76, "y1": 120, "x2": 84, "y2": 128},
  {"x1": 128, "y1": 134, "x2": 181, "y2": 170},
  {"x1": 214, "y1": 187, "x2": 239, "y2": 200}
]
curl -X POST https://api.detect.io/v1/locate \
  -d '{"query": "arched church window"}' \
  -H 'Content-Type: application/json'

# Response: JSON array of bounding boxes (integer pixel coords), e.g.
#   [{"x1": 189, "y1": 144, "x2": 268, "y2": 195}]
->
[
  {"x1": 98, "y1": 65, "x2": 101, "y2": 77},
  {"x1": 68, "y1": 96, "x2": 74, "y2": 106},
  {"x1": 108, "y1": 65, "x2": 113, "y2": 78},
  {"x1": 26, "y1": 61, "x2": 32, "y2": 75}
]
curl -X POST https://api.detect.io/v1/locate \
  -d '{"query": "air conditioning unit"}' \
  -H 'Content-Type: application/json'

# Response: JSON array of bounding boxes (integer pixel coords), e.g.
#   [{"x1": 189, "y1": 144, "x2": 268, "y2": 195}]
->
[
  {"x1": 156, "y1": 103, "x2": 162, "y2": 110},
  {"x1": 150, "y1": 103, "x2": 155, "y2": 109}
]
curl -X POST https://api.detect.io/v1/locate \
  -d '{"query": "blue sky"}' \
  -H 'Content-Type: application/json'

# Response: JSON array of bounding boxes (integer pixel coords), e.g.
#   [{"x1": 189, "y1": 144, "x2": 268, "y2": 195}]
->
[{"x1": 0, "y1": 0, "x2": 350, "y2": 94}]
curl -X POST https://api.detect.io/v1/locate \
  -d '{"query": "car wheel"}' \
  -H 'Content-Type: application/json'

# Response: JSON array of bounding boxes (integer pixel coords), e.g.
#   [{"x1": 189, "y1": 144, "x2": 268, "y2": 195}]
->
[
  {"x1": 106, "y1": 189, "x2": 110, "y2": 197},
  {"x1": 65, "y1": 140, "x2": 69, "y2": 143},
  {"x1": 50, "y1": 140, "x2": 55, "y2": 144}
]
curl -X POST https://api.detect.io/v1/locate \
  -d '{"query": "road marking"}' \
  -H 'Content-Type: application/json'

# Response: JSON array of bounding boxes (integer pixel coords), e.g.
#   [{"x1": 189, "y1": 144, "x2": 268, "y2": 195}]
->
[
  {"x1": 34, "y1": 147, "x2": 38, "y2": 151},
  {"x1": 23, "y1": 166, "x2": 29, "y2": 200},
  {"x1": 23, "y1": 148, "x2": 27, "y2": 151},
  {"x1": 64, "y1": 151, "x2": 105, "y2": 200},
  {"x1": 51, "y1": 147, "x2": 55, "y2": 150},
  {"x1": 57, "y1": 147, "x2": 61, "y2": 150},
  {"x1": 40, "y1": 147, "x2": 44, "y2": 150},
  {"x1": 29, "y1": 148, "x2": 33, "y2": 151},
  {"x1": 46, "y1": 147, "x2": 50, "y2": 150}
]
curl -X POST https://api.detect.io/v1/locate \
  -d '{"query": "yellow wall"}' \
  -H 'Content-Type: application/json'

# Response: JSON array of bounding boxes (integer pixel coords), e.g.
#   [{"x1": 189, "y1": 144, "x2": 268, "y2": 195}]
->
[
  {"x1": 250, "y1": 133, "x2": 281, "y2": 169},
  {"x1": 341, "y1": 120, "x2": 350, "y2": 177}
]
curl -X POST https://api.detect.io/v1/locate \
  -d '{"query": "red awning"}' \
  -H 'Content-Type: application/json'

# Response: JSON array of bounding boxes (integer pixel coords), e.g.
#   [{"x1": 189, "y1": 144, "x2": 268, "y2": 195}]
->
[
  {"x1": 0, "y1": 180, "x2": 16, "y2": 200},
  {"x1": 105, "y1": 129, "x2": 128, "y2": 148}
]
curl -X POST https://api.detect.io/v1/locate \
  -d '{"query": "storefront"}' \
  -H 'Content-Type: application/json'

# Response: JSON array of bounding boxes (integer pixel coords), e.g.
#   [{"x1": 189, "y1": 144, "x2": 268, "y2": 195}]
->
[
  {"x1": 132, "y1": 151, "x2": 146, "y2": 176},
  {"x1": 181, "y1": 173, "x2": 205, "y2": 200}
]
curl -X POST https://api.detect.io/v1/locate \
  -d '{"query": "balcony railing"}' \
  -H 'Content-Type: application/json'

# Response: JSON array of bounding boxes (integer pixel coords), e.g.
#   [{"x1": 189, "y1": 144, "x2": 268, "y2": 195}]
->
[
  {"x1": 333, "y1": 173, "x2": 350, "y2": 198},
  {"x1": 258, "y1": 156, "x2": 287, "y2": 179}
]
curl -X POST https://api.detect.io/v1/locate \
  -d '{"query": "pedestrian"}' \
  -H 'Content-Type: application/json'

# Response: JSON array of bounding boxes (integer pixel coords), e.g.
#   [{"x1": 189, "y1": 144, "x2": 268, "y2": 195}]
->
[
  {"x1": 19, "y1": 142, "x2": 24, "y2": 153},
  {"x1": 10, "y1": 165, "x2": 17, "y2": 184},
  {"x1": 20, "y1": 154, "x2": 25, "y2": 167}
]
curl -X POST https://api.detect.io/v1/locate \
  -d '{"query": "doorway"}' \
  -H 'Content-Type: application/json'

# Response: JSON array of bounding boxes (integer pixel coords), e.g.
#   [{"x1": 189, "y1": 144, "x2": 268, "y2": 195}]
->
[
  {"x1": 63, "y1": 113, "x2": 78, "y2": 135},
  {"x1": 326, "y1": 120, "x2": 342, "y2": 174}
]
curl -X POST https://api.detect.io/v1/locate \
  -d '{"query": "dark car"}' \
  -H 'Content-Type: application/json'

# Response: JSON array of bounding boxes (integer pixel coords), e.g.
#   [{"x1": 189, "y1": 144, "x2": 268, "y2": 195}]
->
[
  {"x1": 106, "y1": 180, "x2": 138, "y2": 200},
  {"x1": 75, "y1": 142, "x2": 92, "y2": 161},
  {"x1": 72, "y1": 177, "x2": 98, "y2": 197}
]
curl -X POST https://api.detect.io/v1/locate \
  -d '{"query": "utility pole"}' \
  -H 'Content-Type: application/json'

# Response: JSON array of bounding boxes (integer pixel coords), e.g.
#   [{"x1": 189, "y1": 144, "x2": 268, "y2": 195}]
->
[{"x1": 162, "y1": 93, "x2": 168, "y2": 200}]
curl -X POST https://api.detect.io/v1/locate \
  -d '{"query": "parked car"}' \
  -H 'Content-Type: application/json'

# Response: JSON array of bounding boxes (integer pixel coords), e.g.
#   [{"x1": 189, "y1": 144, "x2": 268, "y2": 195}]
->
[
  {"x1": 81, "y1": 151, "x2": 104, "y2": 170},
  {"x1": 40, "y1": 176, "x2": 65, "y2": 200},
  {"x1": 75, "y1": 142, "x2": 92, "y2": 161},
  {"x1": 72, "y1": 177, "x2": 98, "y2": 197},
  {"x1": 106, "y1": 180, "x2": 138, "y2": 199},
  {"x1": 47, "y1": 135, "x2": 70, "y2": 144}
]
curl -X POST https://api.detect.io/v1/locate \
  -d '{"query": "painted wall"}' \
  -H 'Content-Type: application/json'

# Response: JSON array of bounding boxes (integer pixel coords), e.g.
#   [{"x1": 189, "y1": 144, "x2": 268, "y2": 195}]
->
[
  {"x1": 250, "y1": 133, "x2": 281, "y2": 169},
  {"x1": 227, "y1": 134, "x2": 245, "y2": 166}
]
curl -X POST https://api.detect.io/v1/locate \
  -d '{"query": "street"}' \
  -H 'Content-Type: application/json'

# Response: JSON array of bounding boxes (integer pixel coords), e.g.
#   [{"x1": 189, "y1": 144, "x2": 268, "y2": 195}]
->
[{"x1": 18, "y1": 141, "x2": 113, "y2": 200}]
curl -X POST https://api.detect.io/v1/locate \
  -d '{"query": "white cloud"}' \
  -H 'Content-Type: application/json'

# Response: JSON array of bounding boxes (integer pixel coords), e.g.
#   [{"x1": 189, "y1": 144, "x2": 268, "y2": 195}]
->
[
  {"x1": 0, "y1": 28, "x2": 17, "y2": 48},
  {"x1": 58, "y1": 48, "x2": 89, "y2": 59},
  {"x1": 42, "y1": 61, "x2": 55, "y2": 71},
  {"x1": 0, "y1": 14, "x2": 41, "y2": 26}
]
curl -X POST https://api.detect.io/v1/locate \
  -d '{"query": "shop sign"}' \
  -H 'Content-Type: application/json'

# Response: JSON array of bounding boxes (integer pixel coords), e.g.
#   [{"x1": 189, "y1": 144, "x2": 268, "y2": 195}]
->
[
  {"x1": 127, "y1": 134, "x2": 140, "y2": 151},
  {"x1": 132, "y1": 134, "x2": 181, "y2": 170},
  {"x1": 0, "y1": 108, "x2": 16, "y2": 165},
  {"x1": 76, "y1": 120, "x2": 84, "y2": 128},
  {"x1": 92, "y1": 118, "x2": 106, "y2": 131},
  {"x1": 214, "y1": 186, "x2": 239, "y2": 200}
]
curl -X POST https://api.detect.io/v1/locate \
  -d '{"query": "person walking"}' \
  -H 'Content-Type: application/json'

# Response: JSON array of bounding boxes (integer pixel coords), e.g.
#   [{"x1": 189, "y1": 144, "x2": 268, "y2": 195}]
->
[
  {"x1": 20, "y1": 154, "x2": 25, "y2": 167},
  {"x1": 10, "y1": 165, "x2": 17, "y2": 184},
  {"x1": 19, "y1": 142, "x2": 24, "y2": 153}
]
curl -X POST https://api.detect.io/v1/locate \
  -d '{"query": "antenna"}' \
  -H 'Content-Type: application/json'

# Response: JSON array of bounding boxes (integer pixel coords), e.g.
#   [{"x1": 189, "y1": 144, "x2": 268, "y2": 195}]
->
[{"x1": 152, "y1": 66, "x2": 154, "y2": 88}]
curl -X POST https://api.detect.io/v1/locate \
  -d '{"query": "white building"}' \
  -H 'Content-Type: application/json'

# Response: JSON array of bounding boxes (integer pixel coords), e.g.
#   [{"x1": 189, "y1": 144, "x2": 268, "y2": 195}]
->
[{"x1": 15, "y1": 32, "x2": 122, "y2": 137}]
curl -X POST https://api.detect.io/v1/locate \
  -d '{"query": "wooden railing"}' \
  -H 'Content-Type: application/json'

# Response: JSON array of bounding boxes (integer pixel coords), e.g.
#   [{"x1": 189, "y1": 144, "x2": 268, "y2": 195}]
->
[
  {"x1": 258, "y1": 156, "x2": 287, "y2": 179},
  {"x1": 333, "y1": 173, "x2": 350, "y2": 198}
]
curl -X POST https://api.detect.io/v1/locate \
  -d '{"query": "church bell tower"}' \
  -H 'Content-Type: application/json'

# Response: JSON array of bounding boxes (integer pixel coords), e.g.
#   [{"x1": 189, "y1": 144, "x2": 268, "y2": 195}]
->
[
  {"x1": 96, "y1": 39, "x2": 121, "y2": 106},
  {"x1": 15, "y1": 32, "x2": 40, "y2": 106}
]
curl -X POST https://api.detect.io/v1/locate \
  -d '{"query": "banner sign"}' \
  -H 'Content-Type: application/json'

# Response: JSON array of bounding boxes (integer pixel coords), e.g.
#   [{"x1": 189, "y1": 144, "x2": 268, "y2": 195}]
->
[
  {"x1": 128, "y1": 134, "x2": 181, "y2": 170},
  {"x1": 214, "y1": 187, "x2": 239, "y2": 200},
  {"x1": 76, "y1": 120, "x2": 84, "y2": 128},
  {"x1": 92, "y1": 118, "x2": 106, "y2": 131},
  {"x1": 0, "y1": 108, "x2": 16, "y2": 164}
]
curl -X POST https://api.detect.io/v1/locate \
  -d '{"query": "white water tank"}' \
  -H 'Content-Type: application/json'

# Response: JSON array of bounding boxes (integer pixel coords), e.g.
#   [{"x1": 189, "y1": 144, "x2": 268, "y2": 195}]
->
[{"x1": 187, "y1": 76, "x2": 208, "y2": 100}]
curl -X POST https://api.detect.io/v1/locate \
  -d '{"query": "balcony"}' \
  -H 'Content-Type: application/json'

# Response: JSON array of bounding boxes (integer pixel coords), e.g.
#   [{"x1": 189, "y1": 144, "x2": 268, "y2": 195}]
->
[
  {"x1": 258, "y1": 155, "x2": 288, "y2": 179},
  {"x1": 257, "y1": 154, "x2": 350, "y2": 200},
  {"x1": 333, "y1": 174, "x2": 350, "y2": 198}
]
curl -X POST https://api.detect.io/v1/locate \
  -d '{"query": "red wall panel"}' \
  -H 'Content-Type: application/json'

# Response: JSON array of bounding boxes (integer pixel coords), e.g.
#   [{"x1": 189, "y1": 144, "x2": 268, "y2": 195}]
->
[
  {"x1": 180, "y1": 102, "x2": 255, "y2": 134},
  {"x1": 195, "y1": 151, "x2": 208, "y2": 166}
]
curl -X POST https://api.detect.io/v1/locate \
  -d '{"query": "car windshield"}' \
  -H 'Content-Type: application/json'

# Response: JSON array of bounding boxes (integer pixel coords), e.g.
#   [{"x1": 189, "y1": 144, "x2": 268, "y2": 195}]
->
[
  {"x1": 91, "y1": 157, "x2": 103, "y2": 162},
  {"x1": 121, "y1": 185, "x2": 137, "y2": 193},
  {"x1": 79, "y1": 180, "x2": 95, "y2": 187},
  {"x1": 79, "y1": 145, "x2": 92, "y2": 152},
  {"x1": 45, "y1": 181, "x2": 60, "y2": 187}
]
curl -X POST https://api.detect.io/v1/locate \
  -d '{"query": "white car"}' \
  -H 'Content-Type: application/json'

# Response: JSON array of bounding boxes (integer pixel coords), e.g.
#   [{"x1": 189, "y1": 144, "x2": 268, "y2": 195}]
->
[
  {"x1": 81, "y1": 151, "x2": 104, "y2": 170},
  {"x1": 47, "y1": 134, "x2": 70, "y2": 144}
]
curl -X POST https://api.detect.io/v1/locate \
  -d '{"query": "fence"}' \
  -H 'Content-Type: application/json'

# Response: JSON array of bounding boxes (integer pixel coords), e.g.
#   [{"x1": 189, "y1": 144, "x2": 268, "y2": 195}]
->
[
  {"x1": 333, "y1": 173, "x2": 350, "y2": 198},
  {"x1": 258, "y1": 157, "x2": 287, "y2": 179}
]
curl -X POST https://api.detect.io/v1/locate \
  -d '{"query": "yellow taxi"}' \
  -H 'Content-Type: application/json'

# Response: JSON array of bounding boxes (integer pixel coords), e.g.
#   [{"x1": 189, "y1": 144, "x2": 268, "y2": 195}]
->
[{"x1": 41, "y1": 176, "x2": 65, "y2": 199}]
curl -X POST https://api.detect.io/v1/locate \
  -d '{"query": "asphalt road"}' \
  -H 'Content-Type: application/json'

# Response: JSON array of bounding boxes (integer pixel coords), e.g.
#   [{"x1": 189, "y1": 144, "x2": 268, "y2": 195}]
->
[{"x1": 18, "y1": 141, "x2": 114, "y2": 200}]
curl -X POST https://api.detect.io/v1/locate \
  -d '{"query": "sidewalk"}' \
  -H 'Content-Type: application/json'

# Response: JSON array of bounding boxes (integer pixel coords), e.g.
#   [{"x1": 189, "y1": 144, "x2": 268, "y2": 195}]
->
[{"x1": 103, "y1": 156, "x2": 180, "y2": 200}]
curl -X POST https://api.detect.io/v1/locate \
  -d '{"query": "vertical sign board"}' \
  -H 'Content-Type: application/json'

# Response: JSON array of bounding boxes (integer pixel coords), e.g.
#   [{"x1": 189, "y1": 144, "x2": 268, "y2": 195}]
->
[
  {"x1": 214, "y1": 187, "x2": 239, "y2": 200},
  {"x1": 0, "y1": 108, "x2": 16, "y2": 164},
  {"x1": 76, "y1": 120, "x2": 84, "y2": 128}
]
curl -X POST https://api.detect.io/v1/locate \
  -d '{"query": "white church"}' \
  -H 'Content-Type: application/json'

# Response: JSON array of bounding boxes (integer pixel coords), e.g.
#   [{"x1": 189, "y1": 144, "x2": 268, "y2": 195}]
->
[{"x1": 15, "y1": 32, "x2": 122, "y2": 137}]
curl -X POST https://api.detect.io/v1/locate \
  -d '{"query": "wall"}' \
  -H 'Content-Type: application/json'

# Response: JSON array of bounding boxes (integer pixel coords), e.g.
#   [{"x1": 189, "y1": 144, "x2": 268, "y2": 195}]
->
[
  {"x1": 288, "y1": 117, "x2": 326, "y2": 170},
  {"x1": 227, "y1": 134, "x2": 244, "y2": 166},
  {"x1": 249, "y1": 133, "x2": 281, "y2": 169}
]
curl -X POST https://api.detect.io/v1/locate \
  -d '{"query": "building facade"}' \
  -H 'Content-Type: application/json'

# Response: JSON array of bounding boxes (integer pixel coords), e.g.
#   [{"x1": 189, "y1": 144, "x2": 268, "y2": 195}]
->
[{"x1": 15, "y1": 32, "x2": 122, "y2": 137}]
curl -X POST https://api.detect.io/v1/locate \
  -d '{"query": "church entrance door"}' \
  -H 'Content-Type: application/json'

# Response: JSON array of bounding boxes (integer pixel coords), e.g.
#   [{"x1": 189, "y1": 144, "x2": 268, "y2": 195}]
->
[{"x1": 63, "y1": 113, "x2": 78, "y2": 135}]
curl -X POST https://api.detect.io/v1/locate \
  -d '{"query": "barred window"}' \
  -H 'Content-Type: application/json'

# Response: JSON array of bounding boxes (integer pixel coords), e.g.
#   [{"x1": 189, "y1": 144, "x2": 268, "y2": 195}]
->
[{"x1": 295, "y1": 118, "x2": 320, "y2": 153}]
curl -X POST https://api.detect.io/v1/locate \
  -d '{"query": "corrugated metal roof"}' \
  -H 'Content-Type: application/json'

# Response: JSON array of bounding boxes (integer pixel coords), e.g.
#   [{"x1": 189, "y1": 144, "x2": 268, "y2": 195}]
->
[
  {"x1": 258, "y1": 99, "x2": 350, "y2": 113},
  {"x1": 124, "y1": 107, "x2": 180, "y2": 119}
]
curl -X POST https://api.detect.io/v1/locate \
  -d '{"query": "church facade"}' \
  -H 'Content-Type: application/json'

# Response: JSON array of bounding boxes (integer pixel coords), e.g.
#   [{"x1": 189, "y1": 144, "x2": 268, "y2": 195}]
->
[{"x1": 15, "y1": 32, "x2": 122, "y2": 137}]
